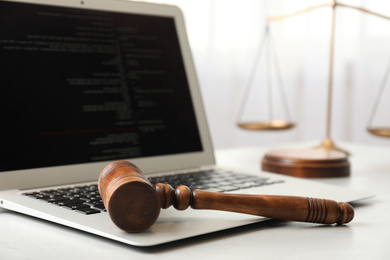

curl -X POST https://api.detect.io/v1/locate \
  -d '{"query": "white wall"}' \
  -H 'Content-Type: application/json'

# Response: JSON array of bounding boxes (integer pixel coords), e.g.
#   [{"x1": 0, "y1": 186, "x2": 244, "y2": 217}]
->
[{"x1": 138, "y1": 0, "x2": 390, "y2": 149}]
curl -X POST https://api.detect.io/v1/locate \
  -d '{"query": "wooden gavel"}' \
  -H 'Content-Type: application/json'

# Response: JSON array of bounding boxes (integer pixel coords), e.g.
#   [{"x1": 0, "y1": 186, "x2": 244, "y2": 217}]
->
[{"x1": 98, "y1": 161, "x2": 354, "y2": 232}]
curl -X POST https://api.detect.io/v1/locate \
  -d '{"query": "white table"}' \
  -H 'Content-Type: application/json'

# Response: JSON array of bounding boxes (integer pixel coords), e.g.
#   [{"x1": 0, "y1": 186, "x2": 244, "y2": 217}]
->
[{"x1": 1, "y1": 142, "x2": 389, "y2": 260}]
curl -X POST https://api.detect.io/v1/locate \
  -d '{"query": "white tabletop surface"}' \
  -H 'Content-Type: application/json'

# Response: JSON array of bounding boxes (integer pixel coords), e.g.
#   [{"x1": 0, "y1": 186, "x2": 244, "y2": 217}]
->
[{"x1": 1, "y1": 141, "x2": 389, "y2": 260}]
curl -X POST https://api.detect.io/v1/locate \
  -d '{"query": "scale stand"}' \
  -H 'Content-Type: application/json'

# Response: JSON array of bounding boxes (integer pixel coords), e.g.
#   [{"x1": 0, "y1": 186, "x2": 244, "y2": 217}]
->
[{"x1": 260, "y1": 1, "x2": 390, "y2": 178}]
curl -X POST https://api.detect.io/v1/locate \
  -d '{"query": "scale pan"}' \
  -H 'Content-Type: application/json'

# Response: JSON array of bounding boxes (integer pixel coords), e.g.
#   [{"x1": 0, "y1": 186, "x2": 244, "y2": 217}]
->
[
  {"x1": 367, "y1": 127, "x2": 390, "y2": 138},
  {"x1": 237, "y1": 120, "x2": 295, "y2": 131}
]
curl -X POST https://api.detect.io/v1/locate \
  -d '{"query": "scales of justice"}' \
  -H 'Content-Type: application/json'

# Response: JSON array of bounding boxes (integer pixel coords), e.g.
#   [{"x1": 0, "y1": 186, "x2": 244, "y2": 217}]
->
[{"x1": 237, "y1": 1, "x2": 390, "y2": 178}]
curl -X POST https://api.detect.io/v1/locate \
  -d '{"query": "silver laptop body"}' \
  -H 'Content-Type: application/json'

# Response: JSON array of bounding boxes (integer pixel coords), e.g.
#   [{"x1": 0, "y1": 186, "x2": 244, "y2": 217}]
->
[{"x1": 0, "y1": 0, "x2": 373, "y2": 247}]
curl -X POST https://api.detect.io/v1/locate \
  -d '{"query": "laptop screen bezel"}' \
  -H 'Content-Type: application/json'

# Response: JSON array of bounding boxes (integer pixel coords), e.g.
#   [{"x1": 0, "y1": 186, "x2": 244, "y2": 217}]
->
[{"x1": 0, "y1": 0, "x2": 215, "y2": 190}]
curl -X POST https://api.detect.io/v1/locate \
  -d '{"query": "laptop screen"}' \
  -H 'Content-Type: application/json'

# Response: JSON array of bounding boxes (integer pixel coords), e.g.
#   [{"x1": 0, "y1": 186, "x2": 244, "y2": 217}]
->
[{"x1": 0, "y1": 1, "x2": 203, "y2": 172}]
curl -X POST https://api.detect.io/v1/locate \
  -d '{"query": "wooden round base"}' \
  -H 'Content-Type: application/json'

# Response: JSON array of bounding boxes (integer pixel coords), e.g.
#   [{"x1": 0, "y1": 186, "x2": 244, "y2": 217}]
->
[{"x1": 261, "y1": 148, "x2": 350, "y2": 178}]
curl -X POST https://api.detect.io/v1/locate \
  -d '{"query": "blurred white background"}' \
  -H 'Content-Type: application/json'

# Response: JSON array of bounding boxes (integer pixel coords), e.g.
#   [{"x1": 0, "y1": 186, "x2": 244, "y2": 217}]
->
[{"x1": 137, "y1": 0, "x2": 390, "y2": 149}]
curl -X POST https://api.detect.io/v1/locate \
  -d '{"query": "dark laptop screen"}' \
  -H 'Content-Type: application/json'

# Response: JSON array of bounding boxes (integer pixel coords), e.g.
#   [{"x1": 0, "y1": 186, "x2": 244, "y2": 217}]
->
[{"x1": 0, "y1": 1, "x2": 203, "y2": 172}]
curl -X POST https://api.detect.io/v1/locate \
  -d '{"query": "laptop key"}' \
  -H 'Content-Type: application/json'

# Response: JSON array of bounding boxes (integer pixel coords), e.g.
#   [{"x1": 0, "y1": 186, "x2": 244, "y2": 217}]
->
[
  {"x1": 75, "y1": 208, "x2": 101, "y2": 215},
  {"x1": 83, "y1": 200, "x2": 104, "y2": 207},
  {"x1": 54, "y1": 198, "x2": 86, "y2": 206},
  {"x1": 39, "y1": 196, "x2": 68, "y2": 203},
  {"x1": 62, "y1": 203, "x2": 91, "y2": 211},
  {"x1": 91, "y1": 203, "x2": 106, "y2": 212}
]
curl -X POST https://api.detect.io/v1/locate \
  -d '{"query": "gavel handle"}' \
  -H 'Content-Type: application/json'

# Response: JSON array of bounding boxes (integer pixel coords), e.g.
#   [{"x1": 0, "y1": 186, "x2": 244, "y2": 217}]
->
[{"x1": 157, "y1": 184, "x2": 354, "y2": 225}]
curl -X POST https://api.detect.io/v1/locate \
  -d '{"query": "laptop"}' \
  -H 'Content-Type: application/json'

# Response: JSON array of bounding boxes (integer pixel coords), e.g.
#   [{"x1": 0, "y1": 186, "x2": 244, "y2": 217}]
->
[{"x1": 0, "y1": 0, "x2": 374, "y2": 247}]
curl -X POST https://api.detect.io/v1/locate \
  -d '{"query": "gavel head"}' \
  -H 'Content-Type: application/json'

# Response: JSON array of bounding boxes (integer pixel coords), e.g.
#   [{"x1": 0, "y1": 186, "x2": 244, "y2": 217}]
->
[{"x1": 98, "y1": 161, "x2": 160, "y2": 232}]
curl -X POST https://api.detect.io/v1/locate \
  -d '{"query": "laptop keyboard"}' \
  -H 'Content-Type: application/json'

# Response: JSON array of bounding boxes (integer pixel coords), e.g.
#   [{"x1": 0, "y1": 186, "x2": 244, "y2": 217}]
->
[
  {"x1": 148, "y1": 169, "x2": 282, "y2": 192},
  {"x1": 23, "y1": 184, "x2": 104, "y2": 215},
  {"x1": 22, "y1": 169, "x2": 284, "y2": 215}
]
